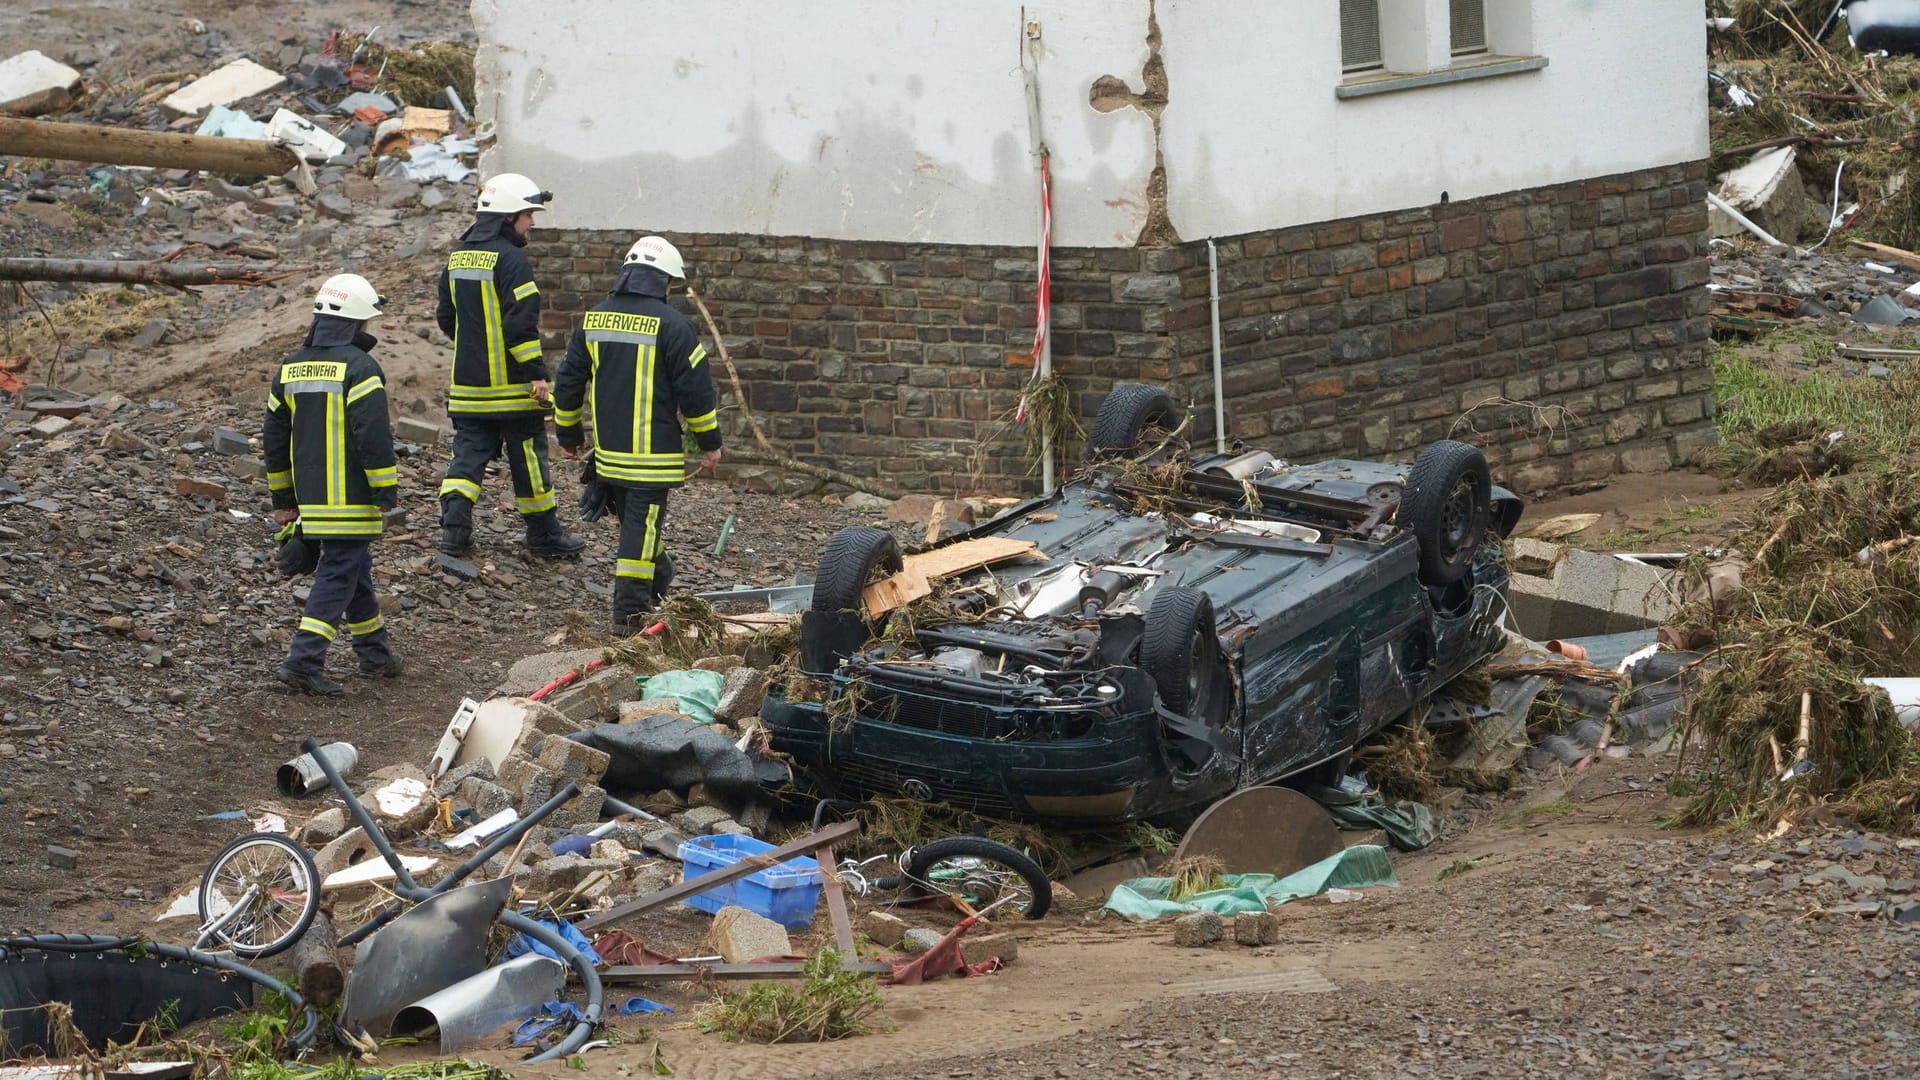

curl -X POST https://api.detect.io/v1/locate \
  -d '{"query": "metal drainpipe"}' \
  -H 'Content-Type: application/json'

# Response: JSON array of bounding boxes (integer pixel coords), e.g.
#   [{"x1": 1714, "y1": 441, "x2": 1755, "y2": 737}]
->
[{"x1": 1208, "y1": 238, "x2": 1226, "y2": 454}]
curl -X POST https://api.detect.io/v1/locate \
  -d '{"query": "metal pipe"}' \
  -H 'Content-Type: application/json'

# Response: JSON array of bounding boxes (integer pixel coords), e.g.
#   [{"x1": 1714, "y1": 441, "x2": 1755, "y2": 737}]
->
[
  {"x1": 1208, "y1": 238, "x2": 1226, "y2": 454},
  {"x1": 1202, "y1": 449, "x2": 1275, "y2": 483},
  {"x1": 277, "y1": 742, "x2": 357, "y2": 797},
  {"x1": 600, "y1": 793, "x2": 664, "y2": 823},
  {"x1": 299, "y1": 736, "x2": 421, "y2": 896},
  {"x1": 1705, "y1": 191, "x2": 1784, "y2": 247}
]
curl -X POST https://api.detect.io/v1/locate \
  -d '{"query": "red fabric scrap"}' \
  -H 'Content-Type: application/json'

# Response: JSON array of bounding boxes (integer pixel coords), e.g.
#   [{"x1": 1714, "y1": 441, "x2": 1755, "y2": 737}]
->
[
  {"x1": 883, "y1": 917, "x2": 1004, "y2": 986},
  {"x1": 591, "y1": 929, "x2": 676, "y2": 969}
]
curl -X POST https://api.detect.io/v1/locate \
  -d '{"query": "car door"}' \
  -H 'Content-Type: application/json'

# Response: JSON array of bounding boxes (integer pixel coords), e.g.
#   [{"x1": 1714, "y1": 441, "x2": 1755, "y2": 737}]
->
[{"x1": 1237, "y1": 620, "x2": 1357, "y2": 784}]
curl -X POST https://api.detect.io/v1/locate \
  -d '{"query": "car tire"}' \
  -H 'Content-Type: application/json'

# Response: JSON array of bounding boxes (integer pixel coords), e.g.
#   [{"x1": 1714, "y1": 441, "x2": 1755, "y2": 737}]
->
[
  {"x1": 1141, "y1": 586, "x2": 1220, "y2": 715},
  {"x1": 811, "y1": 526, "x2": 904, "y2": 614},
  {"x1": 1088, "y1": 383, "x2": 1180, "y2": 459},
  {"x1": 1400, "y1": 440, "x2": 1492, "y2": 588}
]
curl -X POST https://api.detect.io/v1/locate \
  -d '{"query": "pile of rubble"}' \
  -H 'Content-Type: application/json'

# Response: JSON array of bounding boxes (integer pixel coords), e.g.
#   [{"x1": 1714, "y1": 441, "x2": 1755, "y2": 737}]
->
[{"x1": 273, "y1": 636, "x2": 788, "y2": 909}]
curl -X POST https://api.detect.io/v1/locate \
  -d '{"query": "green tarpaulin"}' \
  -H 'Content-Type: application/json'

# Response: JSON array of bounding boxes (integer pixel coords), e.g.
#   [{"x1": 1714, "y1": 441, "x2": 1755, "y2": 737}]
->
[
  {"x1": 1301, "y1": 784, "x2": 1439, "y2": 851},
  {"x1": 1102, "y1": 845, "x2": 1398, "y2": 920},
  {"x1": 638, "y1": 670, "x2": 725, "y2": 724}
]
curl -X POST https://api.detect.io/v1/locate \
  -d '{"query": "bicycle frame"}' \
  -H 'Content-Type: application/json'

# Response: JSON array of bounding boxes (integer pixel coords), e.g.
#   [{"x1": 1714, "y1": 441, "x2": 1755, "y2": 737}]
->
[{"x1": 192, "y1": 882, "x2": 262, "y2": 951}]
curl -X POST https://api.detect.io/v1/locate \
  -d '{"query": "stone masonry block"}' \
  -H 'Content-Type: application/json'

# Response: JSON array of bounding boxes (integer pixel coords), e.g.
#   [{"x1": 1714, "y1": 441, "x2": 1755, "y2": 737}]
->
[
  {"x1": 1234, "y1": 911, "x2": 1280, "y2": 946},
  {"x1": 547, "y1": 666, "x2": 641, "y2": 724},
  {"x1": 961, "y1": 931, "x2": 1019, "y2": 967},
  {"x1": 710, "y1": 906, "x2": 794, "y2": 962},
  {"x1": 496, "y1": 755, "x2": 557, "y2": 809},
  {"x1": 537, "y1": 737, "x2": 611, "y2": 788},
  {"x1": 1173, "y1": 912, "x2": 1225, "y2": 948},
  {"x1": 863, "y1": 911, "x2": 910, "y2": 948}
]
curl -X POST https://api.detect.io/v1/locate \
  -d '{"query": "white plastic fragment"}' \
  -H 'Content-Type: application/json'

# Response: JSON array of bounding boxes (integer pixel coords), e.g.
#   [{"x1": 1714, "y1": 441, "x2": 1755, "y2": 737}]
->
[
  {"x1": 266, "y1": 108, "x2": 346, "y2": 163},
  {"x1": 446, "y1": 808, "x2": 519, "y2": 851},
  {"x1": 323, "y1": 855, "x2": 436, "y2": 892}
]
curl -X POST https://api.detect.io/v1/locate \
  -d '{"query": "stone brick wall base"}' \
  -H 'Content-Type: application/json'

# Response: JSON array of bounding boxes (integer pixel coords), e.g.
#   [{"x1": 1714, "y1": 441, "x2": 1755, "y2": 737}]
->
[{"x1": 528, "y1": 161, "x2": 1715, "y2": 496}]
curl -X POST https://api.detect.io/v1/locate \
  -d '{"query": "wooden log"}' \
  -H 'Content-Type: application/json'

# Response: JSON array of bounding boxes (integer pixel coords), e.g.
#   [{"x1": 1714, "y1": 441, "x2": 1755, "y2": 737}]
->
[
  {"x1": 0, "y1": 115, "x2": 298, "y2": 177},
  {"x1": 292, "y1": 911, "x2": 345, "y2": 1007},
  {"x1": 0, "y1": 257, "x2": 303, "y2": 287}
]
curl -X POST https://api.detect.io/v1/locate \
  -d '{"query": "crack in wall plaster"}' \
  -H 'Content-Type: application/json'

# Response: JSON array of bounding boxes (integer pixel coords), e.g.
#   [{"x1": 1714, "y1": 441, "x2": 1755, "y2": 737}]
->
[{"x1": 1089, "y1": 0, "x2": 1179, "y2": 246}]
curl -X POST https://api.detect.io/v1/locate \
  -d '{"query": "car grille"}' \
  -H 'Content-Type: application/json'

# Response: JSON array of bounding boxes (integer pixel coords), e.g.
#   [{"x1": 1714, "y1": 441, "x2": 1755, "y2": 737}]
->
[{"x1": 835, "y1": 758, "x2": 1020, "y2": 817}]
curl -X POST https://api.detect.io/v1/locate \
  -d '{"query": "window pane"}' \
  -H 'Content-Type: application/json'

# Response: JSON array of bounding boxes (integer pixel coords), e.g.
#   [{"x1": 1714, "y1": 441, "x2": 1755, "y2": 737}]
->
[
  {"x1": 1451, "y1": 0, "x2": 1489, "y2": 54},
  {"x1": 1342, "y1": 0, "x2": 1383, "y2": 71}
]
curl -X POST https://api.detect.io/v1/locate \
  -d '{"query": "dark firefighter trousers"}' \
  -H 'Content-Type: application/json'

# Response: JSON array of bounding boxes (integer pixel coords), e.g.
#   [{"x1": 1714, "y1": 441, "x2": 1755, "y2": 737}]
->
[
  {"x1": 614, "y1": 485, "x2": 672, "y2": 585},
  {"x1": 439, "y1": 414, "x2": 558, "y2": 518},
  {"x1": 284, "y1": 540, "x2": 393, "y2": 674}
]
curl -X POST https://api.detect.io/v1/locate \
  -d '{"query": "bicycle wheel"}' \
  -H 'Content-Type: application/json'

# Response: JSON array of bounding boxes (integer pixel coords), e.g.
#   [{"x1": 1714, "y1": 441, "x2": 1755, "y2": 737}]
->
[
  {"x1": 197, "y1": 833, "x2": 320, "y2": 958},
  {"x1": 901, "y1": 836, "x2": 1052, "y2": 920}
]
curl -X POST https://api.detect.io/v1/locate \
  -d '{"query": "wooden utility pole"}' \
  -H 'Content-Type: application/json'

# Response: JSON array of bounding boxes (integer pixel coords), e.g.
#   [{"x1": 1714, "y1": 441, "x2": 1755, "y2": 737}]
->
[
  {"x1": 0, "y1": 115, "x2": 298, "y2": 177},
  {"x1": 0, "y1": 258, "x2": 304, "y2": 287}
]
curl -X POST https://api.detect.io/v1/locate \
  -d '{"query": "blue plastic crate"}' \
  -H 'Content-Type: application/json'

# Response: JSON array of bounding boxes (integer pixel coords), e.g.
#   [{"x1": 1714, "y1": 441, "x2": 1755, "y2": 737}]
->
[{"x1": 678, "y1": 834, "x2": 824, "y2": 930}]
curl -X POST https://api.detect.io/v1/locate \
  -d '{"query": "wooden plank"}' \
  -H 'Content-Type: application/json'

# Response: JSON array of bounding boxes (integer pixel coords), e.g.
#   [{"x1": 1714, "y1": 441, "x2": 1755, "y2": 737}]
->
[
  {"x1": 1836, "y1": 344, "x2": 1920, "y2": 361},
  {"x1": 602, "y1": 960, "x2": 893, "y2": 982},
  {"x1": 1849, "y1": 239, "x2": 1920, "y2": 273},
  {"x1": 576, "y1": 818, "x2": 862, "y2": 932},
  {"x1": 818, "y1": 843, "x2": 858, "y2": 956},
  {"x1": 862, "y1": 537, "x2": 1047, "y2": 618}
]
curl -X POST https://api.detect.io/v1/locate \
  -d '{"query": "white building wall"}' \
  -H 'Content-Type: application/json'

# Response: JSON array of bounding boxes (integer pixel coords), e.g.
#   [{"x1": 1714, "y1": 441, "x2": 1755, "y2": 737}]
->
[
  {"x1": 475, "y1": 0, "x2": 1708, "y2": 247},
  {"x1": 471, "y1": 0, "x2": 1159, "y2": 247},
  {"x1": 1156, "y1": 0, "x2": 1710, "y2": 241}
]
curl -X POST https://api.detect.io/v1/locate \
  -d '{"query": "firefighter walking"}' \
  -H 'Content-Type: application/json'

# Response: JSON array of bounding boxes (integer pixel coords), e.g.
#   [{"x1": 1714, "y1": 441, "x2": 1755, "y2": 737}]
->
[
  {"x1": 434, "y1": 171, "x2": 585, "y2": 559},
  {"x1": 553, "y1": 236, "x2": 722, "y2": 631},
  {"x1": 263, "y1": 274, "x2": 404, "y2": 696}
]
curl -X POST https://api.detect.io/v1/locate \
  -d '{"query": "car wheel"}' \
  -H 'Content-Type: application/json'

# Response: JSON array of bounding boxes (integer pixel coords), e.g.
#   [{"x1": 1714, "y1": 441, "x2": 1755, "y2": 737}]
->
[
  {"x1": 1400, "y1": 440, "x2": 1492, "y2": 588},
  {"x1": 1088, "y1": 383, "x2": 1181, "y2": 459},
  {"x1": 1141, "y1": 586, "x2": 1221, "y2": 715},
  {"x1": 811, "y1": 526, "x2": 904, "y2": 615}
]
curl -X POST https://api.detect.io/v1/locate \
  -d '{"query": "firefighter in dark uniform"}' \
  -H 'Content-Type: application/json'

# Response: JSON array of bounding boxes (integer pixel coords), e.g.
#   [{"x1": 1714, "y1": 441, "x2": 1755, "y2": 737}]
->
[
  {"x1": 552, "y1": 236, "x2": 723, "y2": 631},
  {"x1": 434, "y1": 171, "x2": 585, "y2": 560},
  {"x1": 263, "y1": 273, "x2": 404, "y2": 696}
]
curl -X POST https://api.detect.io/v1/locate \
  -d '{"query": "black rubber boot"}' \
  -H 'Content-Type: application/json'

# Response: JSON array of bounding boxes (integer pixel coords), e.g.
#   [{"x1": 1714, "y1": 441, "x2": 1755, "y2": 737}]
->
[
  {"x1": 525, "y1": 509, "x2": 587, "y2": 559},
  {"x1": 358, "y1": 654, "x2": 405, "y2": 678},
  {"x1": 611, "y1": 578, "x2": 657, "y2": 635},
  {"x1": 438, "y1": 495, "x2": 473, "y2": 554},
  {"x1": 276, "y1": 664, "x2": 344, "y2": 697}
]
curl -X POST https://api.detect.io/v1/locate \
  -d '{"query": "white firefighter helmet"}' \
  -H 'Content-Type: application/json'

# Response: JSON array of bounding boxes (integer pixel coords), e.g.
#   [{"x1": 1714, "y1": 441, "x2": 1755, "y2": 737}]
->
[
  {"x1": 312, "y1": 273, "x2": 384, "y2": 321},
  {"x1": 624, "y1": 235, "x2": 685, "y2": 280},
  {"x1": 477, "y1": 172, "x2": 553, "y2": 215}
]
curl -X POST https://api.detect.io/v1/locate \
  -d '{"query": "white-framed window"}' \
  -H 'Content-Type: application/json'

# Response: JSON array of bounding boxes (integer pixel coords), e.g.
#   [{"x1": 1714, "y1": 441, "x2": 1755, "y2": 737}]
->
[
  {"x1": 1341, "y1": 0, "x2": 1384, "y2": 73},
  {"x1": 1451, "y1": 0, "x2": 1489, "y2": 56}
]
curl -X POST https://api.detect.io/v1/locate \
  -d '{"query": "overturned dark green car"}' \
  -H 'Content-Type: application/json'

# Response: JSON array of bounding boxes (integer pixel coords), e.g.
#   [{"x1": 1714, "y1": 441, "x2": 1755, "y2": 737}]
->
[{"x1": 761, "y1": 383, "x2": 1524, "y2": 825}]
